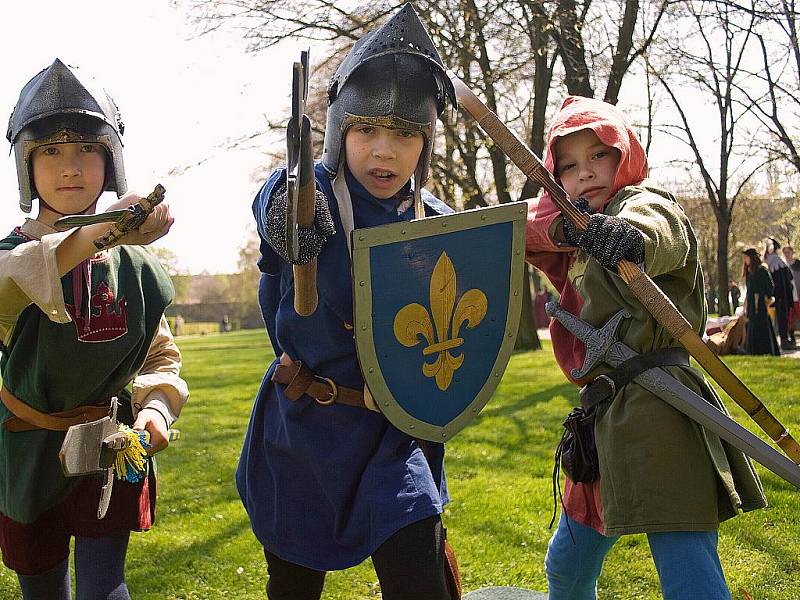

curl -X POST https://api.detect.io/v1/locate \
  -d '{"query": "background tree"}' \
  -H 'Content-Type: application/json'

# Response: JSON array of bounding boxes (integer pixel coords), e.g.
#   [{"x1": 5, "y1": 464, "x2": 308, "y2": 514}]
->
[
  {"x1": 177, "y1": 0, "x2": 670, "y2": 349},
  {"x1": 648, "y1": 0, "x2": 773, "y2": 316},
  {"x1": 150, "y1": 246, "x2": 193, "y2": 303},
  {"x1": 177, "y1": 0, "x2": 799, "y2": 329}
]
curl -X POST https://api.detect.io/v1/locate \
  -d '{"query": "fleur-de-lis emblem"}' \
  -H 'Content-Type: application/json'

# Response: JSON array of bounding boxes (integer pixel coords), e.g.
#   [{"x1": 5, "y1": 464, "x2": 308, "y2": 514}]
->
[{"x1": 394, "y1": 252, "x2": 488, "y2": 391}]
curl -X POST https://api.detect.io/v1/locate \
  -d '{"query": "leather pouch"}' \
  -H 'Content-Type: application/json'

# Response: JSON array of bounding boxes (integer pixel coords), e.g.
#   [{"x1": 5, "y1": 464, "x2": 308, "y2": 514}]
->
[{"x1": 556, "y1": 406, "x2": 600, "y2": 484}]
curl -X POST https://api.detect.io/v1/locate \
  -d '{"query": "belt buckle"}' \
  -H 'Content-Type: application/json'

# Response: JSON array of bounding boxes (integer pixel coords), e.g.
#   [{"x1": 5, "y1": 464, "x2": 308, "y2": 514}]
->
[
  {"x1": 594, "y1": 374, "x2": 616, "y2": 398},
  {"x1": 313, "y1": 376, "x2": 338, "y2": 405}
]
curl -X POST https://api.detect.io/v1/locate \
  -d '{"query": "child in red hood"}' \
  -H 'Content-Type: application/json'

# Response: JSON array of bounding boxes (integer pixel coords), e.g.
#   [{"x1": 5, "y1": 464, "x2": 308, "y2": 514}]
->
[{"x1": 526, "y1": 96, "x2": 765, "y2": 599}]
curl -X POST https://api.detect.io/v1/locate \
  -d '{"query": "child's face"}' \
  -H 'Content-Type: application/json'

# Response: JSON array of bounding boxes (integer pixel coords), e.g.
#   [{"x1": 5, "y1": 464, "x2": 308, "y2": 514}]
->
[
  {"x1": 554, "y1": 129, "x2": 621, "y2": 211},
  {"x1": 344, "y1": 124, "x2": 424, "y2": 199},
  {"x1": 32, "y1": 142, "x2": 106, "y2": 217}
]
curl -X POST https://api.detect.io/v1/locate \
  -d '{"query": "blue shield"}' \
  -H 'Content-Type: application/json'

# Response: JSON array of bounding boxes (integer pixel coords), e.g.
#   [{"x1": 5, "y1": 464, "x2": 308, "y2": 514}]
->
[{"x1": 352, "y1": 202, "x2": 527, "y2": 441}]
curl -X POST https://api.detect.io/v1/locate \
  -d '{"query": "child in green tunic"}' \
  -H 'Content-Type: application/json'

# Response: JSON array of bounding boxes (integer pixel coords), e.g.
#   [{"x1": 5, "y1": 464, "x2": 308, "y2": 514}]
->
[
  {"x1": 0, "y1": 59, "x2": 188, "y2": 600},
  {"x1": 526, "y1": 96, "x2": 766, "y2": 600}
]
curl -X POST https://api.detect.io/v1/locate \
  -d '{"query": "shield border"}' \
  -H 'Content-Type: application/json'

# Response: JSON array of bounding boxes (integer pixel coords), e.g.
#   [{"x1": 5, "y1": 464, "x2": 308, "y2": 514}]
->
[{"x1": 352, "y1": 201, "x2": 527, "y2": 441}]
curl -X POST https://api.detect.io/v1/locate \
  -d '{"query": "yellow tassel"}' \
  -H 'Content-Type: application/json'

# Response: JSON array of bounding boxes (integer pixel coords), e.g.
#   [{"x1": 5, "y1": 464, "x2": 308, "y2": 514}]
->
[{"x1": 113, "y1": 425, "x2": 150, "y2": 483}]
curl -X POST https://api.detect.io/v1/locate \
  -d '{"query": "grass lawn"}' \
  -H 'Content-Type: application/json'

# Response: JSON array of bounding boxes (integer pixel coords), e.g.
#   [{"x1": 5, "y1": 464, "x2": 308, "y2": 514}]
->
[{"x1": 1, "y1": 329, "x2": 797, "y2": 598}]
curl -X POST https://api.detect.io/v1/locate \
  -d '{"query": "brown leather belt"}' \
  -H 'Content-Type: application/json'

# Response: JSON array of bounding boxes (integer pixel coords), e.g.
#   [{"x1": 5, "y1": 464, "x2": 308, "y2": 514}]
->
[
  {"x1": 1, "y1": 385, "x2": 110, "y2": 432},
  {"x1": 272, "y1": 354, "x2": 379, "y2": 412}
]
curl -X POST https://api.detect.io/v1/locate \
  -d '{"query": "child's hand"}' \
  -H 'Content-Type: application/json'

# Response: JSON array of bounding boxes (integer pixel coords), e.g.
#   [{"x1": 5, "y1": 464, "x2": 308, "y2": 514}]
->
[
  {"x1": 105, "y1": 192, "x2": 174, "y2": 246},
  {"x1": 580, "y1": 213, "x2": 645, "y2": 269},
  {"x1": 132, "y1": 408, "x2": 171, "y2": 455}
]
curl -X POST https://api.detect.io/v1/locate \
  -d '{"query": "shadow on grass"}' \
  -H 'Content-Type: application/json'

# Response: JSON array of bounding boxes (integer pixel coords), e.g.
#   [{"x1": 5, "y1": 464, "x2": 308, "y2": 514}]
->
[
  {"x1": 479, "y1": 382, "x2": 575, "y2": 419},
  {"x1": 125, "y1": 515, "x2": 256, "y2": 595}
]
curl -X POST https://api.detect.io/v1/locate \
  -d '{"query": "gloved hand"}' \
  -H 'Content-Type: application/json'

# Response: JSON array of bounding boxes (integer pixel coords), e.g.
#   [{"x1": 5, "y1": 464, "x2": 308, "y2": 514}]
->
[
  {"x1": 266, "y1": 185, "x2": 336, "y2": 265},
  {"x1": 562, "y1": 197, "x2": 590, "y2": 247},
  {"x1": 562, "y1": 198, "x2": 645, "y2": 270}
]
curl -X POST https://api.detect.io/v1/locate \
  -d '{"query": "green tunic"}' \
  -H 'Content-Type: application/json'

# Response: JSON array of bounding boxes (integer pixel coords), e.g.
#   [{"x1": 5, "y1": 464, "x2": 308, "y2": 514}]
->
[
  {"x1": 0, "y1": 230, "x2": 173, "y2": 523},
  {"x1": 568, "y1": 183, "x2": 766, "y2": 535}
]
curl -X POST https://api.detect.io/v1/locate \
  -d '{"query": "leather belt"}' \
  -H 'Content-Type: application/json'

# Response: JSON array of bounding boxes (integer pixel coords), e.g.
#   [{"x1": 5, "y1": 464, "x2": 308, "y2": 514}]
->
[
  {"x1": 580, "y1": 347, "x2": 690, "y2": 411},
  {"x1": 1, "y1": 385, "x2": 111, "y2": 432},
  {"x1": 271, "y1": 354, "x2": 380, "y2": 412}
]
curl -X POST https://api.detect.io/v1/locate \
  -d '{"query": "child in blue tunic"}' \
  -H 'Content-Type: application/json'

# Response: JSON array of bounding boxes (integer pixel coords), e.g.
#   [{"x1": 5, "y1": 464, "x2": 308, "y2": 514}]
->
[{"x1": 236, "y1": 5, "x2": 460, "y2": 600}]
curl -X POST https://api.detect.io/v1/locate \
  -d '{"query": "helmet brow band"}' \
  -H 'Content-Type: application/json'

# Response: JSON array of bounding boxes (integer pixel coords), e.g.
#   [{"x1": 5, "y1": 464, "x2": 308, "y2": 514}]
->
[
  {"x1": 341, "y1": 113, "x2": 431, "y2": 134},
  {"x1": 22, "y1": 130, "x2": 112, "y2": 160}
]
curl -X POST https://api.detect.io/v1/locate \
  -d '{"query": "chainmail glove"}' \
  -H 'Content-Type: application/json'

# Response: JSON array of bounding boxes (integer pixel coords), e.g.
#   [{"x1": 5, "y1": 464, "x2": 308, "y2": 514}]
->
[
  {"x1": 581, "y1": 213, "x2": 645, "y2": 270},
  {"x1": 266, "y1": 185, "x2": 336, "y2": 265},
  {"x1": 562, "y1": 197, "x2": 591, "y2": 247}
]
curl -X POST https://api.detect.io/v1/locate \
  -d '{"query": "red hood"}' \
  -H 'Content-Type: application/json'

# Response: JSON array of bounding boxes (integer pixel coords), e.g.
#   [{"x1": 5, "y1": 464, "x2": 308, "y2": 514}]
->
[{"x1": 541, "y1": 95, "x2": 648, "y2": 209}]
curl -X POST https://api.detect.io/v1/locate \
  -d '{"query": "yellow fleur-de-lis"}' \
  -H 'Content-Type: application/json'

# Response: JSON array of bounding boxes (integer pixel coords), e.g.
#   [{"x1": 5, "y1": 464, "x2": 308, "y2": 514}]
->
[{"x1": 394, "y1": 252, "x2": 488, "y2": 391}]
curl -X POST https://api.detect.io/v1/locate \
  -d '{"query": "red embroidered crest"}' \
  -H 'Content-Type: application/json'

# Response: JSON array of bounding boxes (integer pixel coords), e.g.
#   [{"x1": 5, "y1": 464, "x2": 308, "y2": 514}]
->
[{"x1": 66, "y1": 281, "x2": 128, "y2": 342}]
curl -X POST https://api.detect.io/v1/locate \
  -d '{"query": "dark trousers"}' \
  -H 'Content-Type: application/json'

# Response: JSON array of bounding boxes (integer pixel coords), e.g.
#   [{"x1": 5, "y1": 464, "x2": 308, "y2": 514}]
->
[
  {"x1": 775, "y1": 297, "x2": 791, "y2": 342},
  {"x1": 264, "y1": 515, "x2": 451, "y2": 600}
]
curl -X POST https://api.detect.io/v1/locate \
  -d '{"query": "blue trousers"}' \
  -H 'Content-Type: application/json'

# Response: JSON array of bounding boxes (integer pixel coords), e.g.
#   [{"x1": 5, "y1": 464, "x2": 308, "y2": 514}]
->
[
  {"x1": 17, "y1": 532, "x2": 131, "y2": 600},
  {"x1": 545, "y1": 513, "x2": 731, "y2": 600}
]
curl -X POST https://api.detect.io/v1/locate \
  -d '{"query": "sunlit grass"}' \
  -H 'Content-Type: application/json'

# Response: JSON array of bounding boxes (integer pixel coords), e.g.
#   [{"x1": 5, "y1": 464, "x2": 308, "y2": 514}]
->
[{"x1": 0, "y1": 330, "x2": 796, "y2": 598}]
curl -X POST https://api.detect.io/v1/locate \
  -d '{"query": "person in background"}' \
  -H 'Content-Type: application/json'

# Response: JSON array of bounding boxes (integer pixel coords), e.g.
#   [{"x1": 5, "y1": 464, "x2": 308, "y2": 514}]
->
[
  {"x1": 742, "y1": 248, "x2": 780, "y2": 356},
  {"x1": 764, "y1": 239, "x2": 795, "y2": 350},
  {"x1": 781, "y1": 245, "x2": 799, "y2": 347},
  {"x1": 729, "y1": 279, "x2": 741, "y2": 313}
]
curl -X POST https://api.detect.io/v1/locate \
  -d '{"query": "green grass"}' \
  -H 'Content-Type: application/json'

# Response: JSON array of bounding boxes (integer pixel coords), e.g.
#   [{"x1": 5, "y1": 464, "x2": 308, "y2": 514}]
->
[{"x1": 1, "y1": 330, "x2": 797, "y2": 598}]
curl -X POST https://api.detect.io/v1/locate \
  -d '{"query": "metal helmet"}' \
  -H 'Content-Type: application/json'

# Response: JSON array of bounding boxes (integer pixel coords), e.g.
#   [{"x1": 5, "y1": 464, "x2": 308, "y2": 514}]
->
[
  {"x1": 321, "y1": 3, "x2": 456, "y2": 186},
  {"x1": 6, "y1": 58, "x2": 127, "y2": 213}
]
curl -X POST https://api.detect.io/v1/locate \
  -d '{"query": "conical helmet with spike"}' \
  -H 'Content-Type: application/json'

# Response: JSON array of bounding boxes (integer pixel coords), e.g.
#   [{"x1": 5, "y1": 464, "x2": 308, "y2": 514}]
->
[
  {"x1": 6, "y1": 59, "x2": 127, "y2": 213},
  {"x1": 321, "y1": 3, "x2": 455, "y2": 193}
]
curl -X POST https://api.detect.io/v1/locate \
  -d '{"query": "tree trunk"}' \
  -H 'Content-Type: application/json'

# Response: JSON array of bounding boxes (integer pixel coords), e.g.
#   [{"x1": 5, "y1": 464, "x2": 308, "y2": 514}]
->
[
  {"x1": 604, "y1": 0, "x2": 638, "y2": 104},
  {"x1": 515, "y1": 263, "x2": 542, "y2": 350},
  {"x1": 716, "y1": 213, "x2": 732, "y2": 316},
  {"x1": 555, "y1": 0, "x2": 594, "y2": 97},
  {"x1": 466, "y1": 0, "x2": 511, "y2": 205}
]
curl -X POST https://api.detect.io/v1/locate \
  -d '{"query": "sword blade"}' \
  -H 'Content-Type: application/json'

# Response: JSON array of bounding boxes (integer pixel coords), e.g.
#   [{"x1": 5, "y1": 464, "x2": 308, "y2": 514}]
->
[
  {"x1": 608, "y1": 341, "x2": 800, "y2": 489},
  {"x1": 97, "y1": 467, "x2": 114, "y2": 519},
  {"x1": 53, "y1": 210, "x2": 132, "y2": 231}
]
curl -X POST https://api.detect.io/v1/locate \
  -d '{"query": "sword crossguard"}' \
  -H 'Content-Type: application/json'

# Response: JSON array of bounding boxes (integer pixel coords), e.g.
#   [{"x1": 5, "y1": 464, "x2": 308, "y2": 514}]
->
[{"x1": 545, "y1": 301, "x2": 631, "y2": 379}]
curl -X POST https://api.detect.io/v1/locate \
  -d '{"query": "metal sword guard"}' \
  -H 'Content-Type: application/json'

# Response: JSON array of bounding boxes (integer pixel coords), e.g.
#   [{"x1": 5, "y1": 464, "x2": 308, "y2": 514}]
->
[
  {"x1": 548, "y1": 302, "x2": 800, "y2": 489},
  {"x1": 545, "y1": 300, "x2": 631, "y2": 379}
]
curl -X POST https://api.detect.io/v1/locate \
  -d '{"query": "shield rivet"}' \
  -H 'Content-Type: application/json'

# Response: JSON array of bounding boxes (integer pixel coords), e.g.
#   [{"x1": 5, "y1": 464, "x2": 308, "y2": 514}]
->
[
  {"x1": 369, "y1": 368, "x2": 374, "y2": 373},
  {"x1": 514, "y1": 291, "x2": 519, "y2": 296},
  {"x1": 359, "y1": 281, "x2": 365, "y2": 286},
  {"x1": 401, "y1": 229, "x2": 406, "y2": 235},
  {"x1": 359, "y1": 235, "x2": 364, "y2": 241}
]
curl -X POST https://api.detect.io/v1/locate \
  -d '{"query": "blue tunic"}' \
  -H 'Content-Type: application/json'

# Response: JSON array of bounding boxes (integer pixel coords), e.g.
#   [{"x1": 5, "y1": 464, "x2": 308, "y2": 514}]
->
[{"x1": 236, "y1": 163, "x2": 452, "y2": 570}]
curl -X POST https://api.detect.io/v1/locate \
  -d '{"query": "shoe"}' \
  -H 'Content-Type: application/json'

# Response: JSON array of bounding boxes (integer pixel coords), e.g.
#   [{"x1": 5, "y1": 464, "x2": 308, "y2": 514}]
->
[{"x1": 780, "y1": 340, "x2": 796, "y2": 351}]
